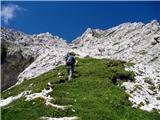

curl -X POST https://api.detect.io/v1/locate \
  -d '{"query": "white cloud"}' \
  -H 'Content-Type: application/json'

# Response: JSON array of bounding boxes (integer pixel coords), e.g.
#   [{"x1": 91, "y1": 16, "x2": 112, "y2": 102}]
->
[{"x1": 1, "y1": 4, "x2": 23, "y2": 24}]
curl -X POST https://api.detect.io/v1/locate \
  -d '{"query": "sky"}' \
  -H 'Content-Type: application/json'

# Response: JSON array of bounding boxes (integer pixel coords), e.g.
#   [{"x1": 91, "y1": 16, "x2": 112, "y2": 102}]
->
[{"x1": 1, "y1": 1, "x2": 160, "y2": 43}]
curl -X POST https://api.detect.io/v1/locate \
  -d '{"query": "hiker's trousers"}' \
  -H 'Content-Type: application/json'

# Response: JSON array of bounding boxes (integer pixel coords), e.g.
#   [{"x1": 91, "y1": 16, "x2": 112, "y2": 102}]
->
[{"x1": 67, "y1": 66, "x2": 74, "y2": 81}]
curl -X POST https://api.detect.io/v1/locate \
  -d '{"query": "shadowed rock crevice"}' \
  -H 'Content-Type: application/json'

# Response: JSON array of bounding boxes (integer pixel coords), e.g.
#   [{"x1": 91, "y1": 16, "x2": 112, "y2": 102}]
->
[{"x1": 1, "y1": 48, "x2": 34, "y2": 91}]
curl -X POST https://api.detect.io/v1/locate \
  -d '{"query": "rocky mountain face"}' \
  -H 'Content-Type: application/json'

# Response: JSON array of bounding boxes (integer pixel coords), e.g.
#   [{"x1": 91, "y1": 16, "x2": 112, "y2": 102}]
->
[
  {"x1": 71, "y1": 20, "x2": 160, "y2": 112},
  {"x1": 1, "y1": 27, "x2": 69, "y2": 90},
  {"x1": 1, "y1": 20, "x2": 160, "y2": 112}
]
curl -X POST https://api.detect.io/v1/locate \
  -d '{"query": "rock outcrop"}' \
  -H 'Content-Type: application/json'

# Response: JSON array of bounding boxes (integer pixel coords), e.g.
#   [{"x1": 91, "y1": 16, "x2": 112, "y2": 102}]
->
[{"x1": 1, "y1": 27, "x2": 69, "y2": 89}]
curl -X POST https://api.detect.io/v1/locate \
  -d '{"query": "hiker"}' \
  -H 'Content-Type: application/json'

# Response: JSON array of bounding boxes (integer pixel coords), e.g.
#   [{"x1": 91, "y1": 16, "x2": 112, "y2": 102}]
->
[{"x1": 65, "y1": 52, "x2": 76, "y2": 81}]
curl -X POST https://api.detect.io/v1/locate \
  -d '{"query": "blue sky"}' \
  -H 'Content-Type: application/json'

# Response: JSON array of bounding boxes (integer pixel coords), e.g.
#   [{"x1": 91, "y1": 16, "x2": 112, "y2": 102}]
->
[{"x1": 1, "y1": 1, "x2": 160, "y2": 43}]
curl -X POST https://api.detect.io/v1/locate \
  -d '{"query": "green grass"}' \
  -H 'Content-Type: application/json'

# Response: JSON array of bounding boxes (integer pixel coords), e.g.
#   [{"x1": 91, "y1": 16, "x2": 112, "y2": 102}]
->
[
  {"x1": 1, "y1": 58, "x2": 160, "y2": 120},
  {"x1": 137, "y1": 50, "x2": 147, "y2": 55},
  {"x1": 2, "y1": 98, "x2": 73, "y2": 120}
]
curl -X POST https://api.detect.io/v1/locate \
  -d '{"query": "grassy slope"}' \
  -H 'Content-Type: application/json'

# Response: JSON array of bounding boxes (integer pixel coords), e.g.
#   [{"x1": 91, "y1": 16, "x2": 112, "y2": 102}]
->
[{"x1": 1, "y1": 58, "x2": 160, "y2": 120}]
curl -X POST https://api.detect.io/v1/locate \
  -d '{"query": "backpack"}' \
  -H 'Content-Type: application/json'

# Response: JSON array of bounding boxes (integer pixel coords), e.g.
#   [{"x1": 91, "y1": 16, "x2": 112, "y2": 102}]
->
[{"x1": 66, "y1": 55, "x2": 75, "y2": 66}]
